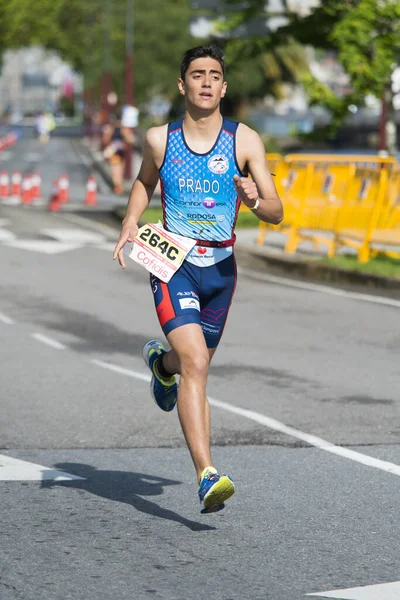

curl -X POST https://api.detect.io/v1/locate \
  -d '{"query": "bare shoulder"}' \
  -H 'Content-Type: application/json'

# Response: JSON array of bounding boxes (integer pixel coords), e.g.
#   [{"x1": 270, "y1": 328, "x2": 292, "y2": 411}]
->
[
  {"x1": 236, "y1": 123, "x2": 265, "y2": 169},
  {"x1": 146, "y1": 124, "x2": 168, "y2": 152},
  {"x1": 144, "y1": 124, "x2": 168, "y2": 167},
  {"x1": 237, "y1": 123, "x2": 264, "y2": 152}
]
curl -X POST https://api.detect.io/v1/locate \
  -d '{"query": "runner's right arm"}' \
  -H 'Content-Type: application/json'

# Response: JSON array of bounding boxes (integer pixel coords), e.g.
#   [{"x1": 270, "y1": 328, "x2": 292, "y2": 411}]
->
[{"x1": 113, "y1": 127, "x2": 162, "y2": 268}]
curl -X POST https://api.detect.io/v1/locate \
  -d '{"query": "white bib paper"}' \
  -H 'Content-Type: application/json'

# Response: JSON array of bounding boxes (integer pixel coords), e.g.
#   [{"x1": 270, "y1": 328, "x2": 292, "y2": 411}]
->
[{"x1": 127, "y1": 222, "x2": 196, "y2": 282}]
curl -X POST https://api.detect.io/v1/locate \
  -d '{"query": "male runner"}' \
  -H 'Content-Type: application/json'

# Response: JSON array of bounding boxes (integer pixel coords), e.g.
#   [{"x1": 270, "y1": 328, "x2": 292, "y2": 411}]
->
[{"x1": 113, "y1": 44, "x2": 283, "y2": 514}]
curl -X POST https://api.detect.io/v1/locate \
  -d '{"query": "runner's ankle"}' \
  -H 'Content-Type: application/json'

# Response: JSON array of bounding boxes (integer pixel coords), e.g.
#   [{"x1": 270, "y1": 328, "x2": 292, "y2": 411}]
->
[{"x1": 156, "y1": 353, "x2": 175, "y2": 379}]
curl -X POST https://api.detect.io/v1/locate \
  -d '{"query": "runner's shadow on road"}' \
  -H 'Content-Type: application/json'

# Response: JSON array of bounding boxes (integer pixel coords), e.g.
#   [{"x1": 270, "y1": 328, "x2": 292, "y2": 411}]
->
[{"x1": 43, "y1": 462, "x2": 215, "y2": 532}]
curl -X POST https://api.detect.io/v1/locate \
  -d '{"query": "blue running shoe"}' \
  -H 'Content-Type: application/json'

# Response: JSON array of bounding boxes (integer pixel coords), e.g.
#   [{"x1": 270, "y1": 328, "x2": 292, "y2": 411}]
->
[
  {"x1": 142, "y1": 340, "x2": 178, "y2": 412},
  {"x1": 198, "y1": 468, "x2": 235, "y2": 514}
]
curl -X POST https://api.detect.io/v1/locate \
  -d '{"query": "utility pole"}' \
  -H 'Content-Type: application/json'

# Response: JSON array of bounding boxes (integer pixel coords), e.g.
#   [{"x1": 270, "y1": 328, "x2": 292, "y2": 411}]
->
[
  {"x1": 378, "y1": 89, "x2": 388, "y2": 155},
  {"x1": 124, "y1": 0, "x2": 134, "y2": 180},
  {"x1": 101, "y1": 0, "x2": 113, "y2": 129}
]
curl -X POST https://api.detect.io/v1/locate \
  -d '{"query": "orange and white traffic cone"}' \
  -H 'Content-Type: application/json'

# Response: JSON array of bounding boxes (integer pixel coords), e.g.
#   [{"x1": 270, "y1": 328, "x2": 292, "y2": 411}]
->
[
  {"x1": 48, "y1": 178, "x2": 61, "y2": 211},
  {"x1": 5, "y1": 132, "x2": 17, "y2": 148},
  {"x1": 58, "y1": 173, "x2": 70, "y2": 203},
  {"x1": 0, "y1": 171, "x2": 9, "y2": 198},
  {"x1": 21, "y1": 174, "x2": 33, "y2": 204},
  {"x1": 11, "y1": 171, "x2": 22, "y2": 198},
  {"x1": 31, "y1": 171, "x2": 42, "y2": 200},
  {"x1": 85, "y1": 175, "x2": 97, "y2": 205}
]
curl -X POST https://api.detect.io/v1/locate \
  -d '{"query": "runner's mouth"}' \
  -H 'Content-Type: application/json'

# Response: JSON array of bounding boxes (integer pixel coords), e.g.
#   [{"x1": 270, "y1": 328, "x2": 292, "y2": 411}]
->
[{"x1": 199, "y1": 93, "x2": 213, "y2": 98}]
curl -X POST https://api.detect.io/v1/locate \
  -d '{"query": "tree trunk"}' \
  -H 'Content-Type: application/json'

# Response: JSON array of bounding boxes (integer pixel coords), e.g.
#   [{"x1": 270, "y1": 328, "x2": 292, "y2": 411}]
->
[
  {"x1": 386, "y1": 85, "x2": 397, "y2": 157},
  {"x1": 379, "y1": 81, "x2": 397, "y2": 156},
  {"x1": 235, "y1": 99, "x2": 249, "y2": 122}
]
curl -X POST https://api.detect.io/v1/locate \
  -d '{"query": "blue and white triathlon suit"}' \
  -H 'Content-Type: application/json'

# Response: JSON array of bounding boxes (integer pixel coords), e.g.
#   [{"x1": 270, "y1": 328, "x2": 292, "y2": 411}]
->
[{"x1": 150, "y1": 117, "x2": 243, "y2": 348}]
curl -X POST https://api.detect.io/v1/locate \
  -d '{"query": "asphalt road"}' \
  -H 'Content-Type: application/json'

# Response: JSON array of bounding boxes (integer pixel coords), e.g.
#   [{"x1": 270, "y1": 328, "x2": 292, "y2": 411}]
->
[{"x1": 1, "y1": 134, "x2": 400, "y2": 600}]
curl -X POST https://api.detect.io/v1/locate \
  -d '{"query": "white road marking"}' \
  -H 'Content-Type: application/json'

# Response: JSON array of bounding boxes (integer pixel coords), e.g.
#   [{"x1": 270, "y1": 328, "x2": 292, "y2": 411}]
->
[
  {"x1": 90, "y1": 360, "x2": 400, "y2": 477},
  {"x1": 0, "y1": 197, "x2": 21, "y2": 206},
  {"x1": 62, "y1": 212, "x2": 118, "y2": 239},
  {"x1": 0, "y1": 454, "x2": 84, "y2": 481},
  {"x1": 40, "y1": 228, "x2": 106, "y2": 244},
  {"x1": 0, "y1": 218, "x2": 11, "y2": 226},
  {"x1": 96, "y1": 242, "x2": 117, "y2": 252},
  {"x1": 307, "y1": 581, "x2": 400, "y2": 599},
  {"x1": 4, "y1": 240, "x2": 82, "y2": 254},
  {"x1": 23, "y1": 152, "x2": 42, "y2": 161},
  {"x1": 0, "y1": 151, "x2": 13, "y2": 161},
  {"x1": 91, "y1": 359, "x2": 151, "y2": 382},
  {"x1": 238, "y1": 267, "x2": 400, "y2": 309},
  {"x1": 208, "y1": 398, "x2": 400, "y2": 476},
  {"x1": 0, "y1": 312, "x2": 14, "y2": 324},
  {"x1": 31, "y1": 333, "x2": 67, "y2": 350},
  {"x1": 0, "y1": 228, "x2": 16, "y2": 241}
]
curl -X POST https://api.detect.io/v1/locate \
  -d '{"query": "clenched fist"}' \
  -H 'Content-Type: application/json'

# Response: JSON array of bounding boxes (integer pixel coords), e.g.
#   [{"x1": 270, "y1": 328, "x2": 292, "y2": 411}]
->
[{"x1": 233, "y1": 174, "x2": 259, "y2": 209}]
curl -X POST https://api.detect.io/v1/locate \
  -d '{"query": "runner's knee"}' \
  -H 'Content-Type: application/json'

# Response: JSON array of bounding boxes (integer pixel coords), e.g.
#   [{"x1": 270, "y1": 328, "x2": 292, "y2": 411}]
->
[{"x1": 179, "y1": 351, "x2": 209, "y2": 379}]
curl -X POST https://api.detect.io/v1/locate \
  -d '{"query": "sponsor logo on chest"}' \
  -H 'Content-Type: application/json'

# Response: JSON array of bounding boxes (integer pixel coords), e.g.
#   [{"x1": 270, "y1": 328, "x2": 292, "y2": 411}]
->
[{"x1": 208, "y1": 154, "x2": 229, "y2": 174}]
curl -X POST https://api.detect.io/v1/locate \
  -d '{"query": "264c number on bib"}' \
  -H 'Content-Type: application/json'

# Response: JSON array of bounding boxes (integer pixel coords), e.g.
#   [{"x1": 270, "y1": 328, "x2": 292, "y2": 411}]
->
[{"x1": 128, "y1": 223, "x2": 196, "y2": 282}]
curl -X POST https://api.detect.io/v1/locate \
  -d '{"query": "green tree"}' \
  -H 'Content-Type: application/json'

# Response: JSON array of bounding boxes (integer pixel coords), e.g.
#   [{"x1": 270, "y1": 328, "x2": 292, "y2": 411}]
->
[
  {"x1": 222, "y1": 37, "x2": 309, "y2": 121},
  {"x1": 220, "y1": 0, "x2": 400, "y2": 153},
  {"x1": 0, "y1": 0, "x2": 194, "y2": 113},
  {"x1": 192, "y1": 0, "x2": 309, "y2": 120}
]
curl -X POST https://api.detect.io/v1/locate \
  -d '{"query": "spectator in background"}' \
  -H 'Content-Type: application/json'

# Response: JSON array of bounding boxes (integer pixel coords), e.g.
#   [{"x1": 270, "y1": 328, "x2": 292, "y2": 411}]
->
[
  {"x1": 102, "y1": 110, "x2": 135, "y2": 195},
  {"x1": 45, "y1": 112, "x2": 56, "y2": 139},
  {"x1": 35, "y1": 112, "x2": 56, "y2": 143},
  {"x1": 35, "y1": 112, "x2": 49, "y2": 143}
]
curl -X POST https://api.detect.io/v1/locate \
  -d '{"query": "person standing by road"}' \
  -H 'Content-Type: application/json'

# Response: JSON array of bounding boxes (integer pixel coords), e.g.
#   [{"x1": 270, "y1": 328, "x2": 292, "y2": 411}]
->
[
  {"x1": 113, "y1": 44, "x2": 283, "y2": 514},
  {"x1": 102, "y1": 111, "x2": 135, "y2": 195}
]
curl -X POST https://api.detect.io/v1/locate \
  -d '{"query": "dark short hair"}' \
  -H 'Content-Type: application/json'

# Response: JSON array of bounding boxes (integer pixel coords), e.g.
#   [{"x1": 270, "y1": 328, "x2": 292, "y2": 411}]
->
[{"x1": 180, "y1": 44, "x2": 225, "y2": 80}]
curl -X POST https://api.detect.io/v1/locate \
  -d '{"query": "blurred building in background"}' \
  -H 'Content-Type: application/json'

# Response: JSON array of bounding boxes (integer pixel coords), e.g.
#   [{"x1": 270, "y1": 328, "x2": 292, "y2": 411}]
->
[{"x1": 0, "y1": 47, "x2": 83, "y2": 121}]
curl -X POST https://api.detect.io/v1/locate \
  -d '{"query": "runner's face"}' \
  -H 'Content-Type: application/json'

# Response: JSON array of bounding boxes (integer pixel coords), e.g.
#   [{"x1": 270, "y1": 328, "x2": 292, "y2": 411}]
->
[{"x1": 178, "y1": 57, "x2": 227, "y2": 111}]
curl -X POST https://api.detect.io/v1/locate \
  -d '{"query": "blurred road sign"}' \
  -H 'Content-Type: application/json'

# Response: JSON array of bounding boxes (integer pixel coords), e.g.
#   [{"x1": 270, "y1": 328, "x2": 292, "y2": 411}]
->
[{"x1": 122, "y1": 105, "x2": 139, "y2": 128}]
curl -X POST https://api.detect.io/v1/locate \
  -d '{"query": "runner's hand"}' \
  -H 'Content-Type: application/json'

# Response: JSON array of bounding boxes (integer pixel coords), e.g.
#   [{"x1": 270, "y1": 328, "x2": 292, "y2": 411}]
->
[
  {"x1": 113, "y1": 223, "x2": 138, "y2": 269},
  {"x1": 233, "y1": 174, "x2": 259, "y2": 208}
]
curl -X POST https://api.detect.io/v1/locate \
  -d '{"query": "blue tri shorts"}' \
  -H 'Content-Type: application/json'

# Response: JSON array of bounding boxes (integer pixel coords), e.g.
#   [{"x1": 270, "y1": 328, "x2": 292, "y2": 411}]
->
[{"x1": 150, "y1": 254, "x2": 237, "y2": 348}]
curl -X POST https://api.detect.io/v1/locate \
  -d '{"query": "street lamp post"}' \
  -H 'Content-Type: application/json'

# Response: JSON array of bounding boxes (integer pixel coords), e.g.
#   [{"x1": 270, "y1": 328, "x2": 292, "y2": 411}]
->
[{"x1": 124, "y1": 0, "x2": 134, "y2": 180}]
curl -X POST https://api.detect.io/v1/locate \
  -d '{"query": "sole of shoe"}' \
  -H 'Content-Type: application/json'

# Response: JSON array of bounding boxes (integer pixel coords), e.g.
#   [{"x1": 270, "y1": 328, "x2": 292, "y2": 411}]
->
[
  {"x1": 142, "y1": 340, "x2": 163, "y2": 368},
  {"x1": 202, "y1": 476, "x2": 235, "y2": 514},
  {"x1": 142, "y1": 342, "x2": 159, "y2": 403}
]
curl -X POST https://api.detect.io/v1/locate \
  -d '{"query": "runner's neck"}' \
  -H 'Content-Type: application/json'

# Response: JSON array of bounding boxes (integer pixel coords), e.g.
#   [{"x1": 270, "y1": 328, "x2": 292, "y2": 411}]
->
[{"x1": 182, "y1": 112, "x2": 223, "y2": 155}]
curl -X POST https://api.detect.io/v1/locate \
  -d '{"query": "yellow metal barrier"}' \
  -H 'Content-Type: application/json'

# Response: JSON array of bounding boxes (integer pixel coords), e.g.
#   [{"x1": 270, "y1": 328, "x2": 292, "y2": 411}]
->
[
  {"x1": 256, "y1": 153, "x2": 400, "y2": 262},
  {"x1": 334, "y1": 166, "x2": 400, "y2": 262}
]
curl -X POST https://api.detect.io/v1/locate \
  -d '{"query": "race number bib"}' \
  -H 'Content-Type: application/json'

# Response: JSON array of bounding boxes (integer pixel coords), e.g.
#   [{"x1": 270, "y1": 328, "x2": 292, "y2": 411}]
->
[{"x1": 127, "y1": 222, "x2": 196, "y2": 282}]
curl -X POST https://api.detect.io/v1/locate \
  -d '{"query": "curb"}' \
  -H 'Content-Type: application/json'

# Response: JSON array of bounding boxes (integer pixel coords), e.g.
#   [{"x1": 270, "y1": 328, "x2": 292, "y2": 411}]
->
[
  {"x1": 234, "y1": 243, "x2": 400, "y2": 292},
  {"x1": 111, "y1": 200, "x2": 400, "y2": 294},
  {"x1": 71, "y1": 139, "x2": 115, "y2": 192}
]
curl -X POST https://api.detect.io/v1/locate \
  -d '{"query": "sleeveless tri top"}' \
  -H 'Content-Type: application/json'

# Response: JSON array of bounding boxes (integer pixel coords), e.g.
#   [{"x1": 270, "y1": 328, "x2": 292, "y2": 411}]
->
[{"x1": 159, "y1": 117, "x2": 242, "y2": 249}]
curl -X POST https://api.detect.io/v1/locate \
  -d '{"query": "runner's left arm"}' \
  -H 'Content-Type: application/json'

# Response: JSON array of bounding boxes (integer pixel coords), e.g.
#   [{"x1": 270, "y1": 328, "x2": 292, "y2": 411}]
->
[{"x1": 235, "y1": 125, "x2": 284, "y2": 225}]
